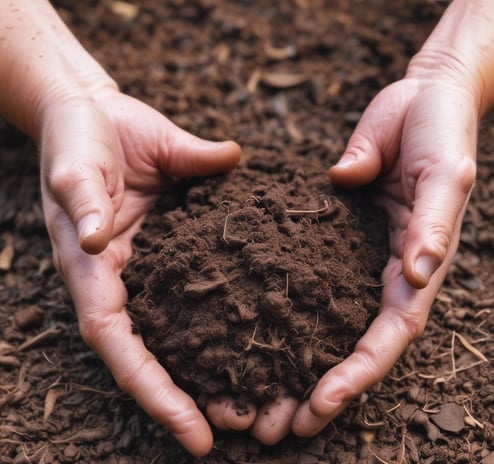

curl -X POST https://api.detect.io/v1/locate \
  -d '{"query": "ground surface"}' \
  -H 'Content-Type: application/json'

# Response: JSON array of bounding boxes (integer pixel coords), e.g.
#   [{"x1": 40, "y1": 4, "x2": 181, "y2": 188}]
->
[{"x1": 0, "y1": 1, "x2": 493, "y2": 463}]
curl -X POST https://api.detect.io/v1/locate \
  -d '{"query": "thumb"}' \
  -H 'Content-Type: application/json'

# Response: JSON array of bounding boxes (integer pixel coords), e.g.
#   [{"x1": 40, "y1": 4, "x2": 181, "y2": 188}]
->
[
  {"x1": 329, "y1": 81, "x2": 414, "y2": 187},
  {"x1": 160, "y1": 123, "x2": 241, "y2": 178},
  {"x1": 41, "y1": 102, "x2": 119, "y2": 254}
]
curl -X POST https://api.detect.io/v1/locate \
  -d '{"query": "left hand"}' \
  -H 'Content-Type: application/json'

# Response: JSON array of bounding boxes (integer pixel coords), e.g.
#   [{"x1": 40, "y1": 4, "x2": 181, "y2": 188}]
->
[
  {"x1": 211, "y1": 75, "x2": 478, "y2": 443},
  {"x1": 290, "y1": 76, "x2": 478, "y2": 436}
]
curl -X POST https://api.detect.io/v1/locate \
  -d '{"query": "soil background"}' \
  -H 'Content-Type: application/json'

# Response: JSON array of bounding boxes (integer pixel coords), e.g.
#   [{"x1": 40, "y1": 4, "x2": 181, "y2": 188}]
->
[{"x1": 1, "y1": 1, "x2": 493, "y2": 463}]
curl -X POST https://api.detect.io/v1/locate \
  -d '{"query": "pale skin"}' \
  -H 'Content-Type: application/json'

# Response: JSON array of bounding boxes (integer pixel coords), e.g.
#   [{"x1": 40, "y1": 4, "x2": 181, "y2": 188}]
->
[
  {"x1": 210, "y1": 0, "x2": 494, "y2": 443},
  {"x1": 1, "y1": 0, "x2": 493, "y2": 456}
]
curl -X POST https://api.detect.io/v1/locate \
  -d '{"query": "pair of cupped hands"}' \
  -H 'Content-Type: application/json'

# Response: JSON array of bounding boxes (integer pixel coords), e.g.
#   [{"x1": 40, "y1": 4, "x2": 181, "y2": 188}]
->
[{"x1": 40, "y1": 67, "x2": 478, "y2": 456}]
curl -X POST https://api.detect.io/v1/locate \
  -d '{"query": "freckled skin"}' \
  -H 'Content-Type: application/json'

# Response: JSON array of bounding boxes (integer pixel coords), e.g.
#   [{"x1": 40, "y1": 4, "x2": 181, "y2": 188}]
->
[
  {"x1": 0, "y1": 2, "x2": 241, "y2": 457},
  {"x1": 2, "y1": 0, "x2": 494, "y2": 455}
]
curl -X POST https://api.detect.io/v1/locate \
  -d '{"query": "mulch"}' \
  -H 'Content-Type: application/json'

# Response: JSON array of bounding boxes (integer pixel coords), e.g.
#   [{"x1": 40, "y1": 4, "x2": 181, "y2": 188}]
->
[{"x1": 0, "y1": 1, "x2": 493, "y2": 463}]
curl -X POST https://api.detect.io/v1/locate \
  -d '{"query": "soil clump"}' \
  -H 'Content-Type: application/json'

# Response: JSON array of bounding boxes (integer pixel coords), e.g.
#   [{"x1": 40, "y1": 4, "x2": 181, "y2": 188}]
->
[
  {"x1": 124, "y1": 149, "x2": 388, "y2": 407},
  {"x1": 1, "y1": 1, "x2": 493, "y2": 463}
]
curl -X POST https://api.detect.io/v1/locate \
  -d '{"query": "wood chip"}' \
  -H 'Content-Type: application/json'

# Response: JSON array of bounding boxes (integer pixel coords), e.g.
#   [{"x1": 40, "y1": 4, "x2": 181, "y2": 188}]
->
[
  {"x1": 430, "y1": 403, "x2": 465, "y2": 433},
  {"x1": 264, "y1": 42, "x2": 297, "y2": 61},
  {"x1": 43, "y1": 387, "x2": 68, "y2": 422},
  {"x1": 0, "y1": 232, "x2": 14, "y2": 271},
  {"x1": 247, "y1": 68, "x2": 262, "y2": 93},
  {"x1": 51, "y1": 426, "x2": 112, "y2": 444},
  {"x1": 260, "y1": 71, "x2": 308, "y2": 88},
  {"x1": 455, "y1": 332, "x2": 488, "y2": 362},
  {"x1": 0, "y1": 355, "x2": 21, "y2": 368},
  {"x1": 110, "y1": 1, "x2": 139, "y2": 20},
  {"x1": 13, "y1": 305, "x2": 45, "y2": 331}
]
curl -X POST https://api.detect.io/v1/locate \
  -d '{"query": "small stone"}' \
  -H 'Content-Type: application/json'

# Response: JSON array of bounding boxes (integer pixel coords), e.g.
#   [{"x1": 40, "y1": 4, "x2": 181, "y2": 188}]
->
[{"x1": 63, "y1": 443, "x2": 79, "y2": 461}]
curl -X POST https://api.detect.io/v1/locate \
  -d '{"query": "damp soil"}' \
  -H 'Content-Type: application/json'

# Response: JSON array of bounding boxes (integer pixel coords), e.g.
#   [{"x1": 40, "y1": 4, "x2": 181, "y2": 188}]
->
[
  {"x1": 1, "y1": 1, "x2": 493, "y2": 464},
  {"x1": 124, "y1": 151, "x2": 388, "y2": 408}
]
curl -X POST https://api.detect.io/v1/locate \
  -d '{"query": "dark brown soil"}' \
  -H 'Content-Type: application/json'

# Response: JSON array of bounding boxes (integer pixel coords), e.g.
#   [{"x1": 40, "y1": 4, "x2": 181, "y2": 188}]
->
[
  {"x1": 1, "y1": 1, "x2": 493, "y2": 464},
  {"x1": 124, "y1": 148, "x2": 388, "y2": 407}
]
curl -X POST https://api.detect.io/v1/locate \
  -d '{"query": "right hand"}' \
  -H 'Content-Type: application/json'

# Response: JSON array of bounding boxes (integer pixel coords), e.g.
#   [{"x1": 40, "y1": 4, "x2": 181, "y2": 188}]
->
[{"x1": 39, "y1": 89, "x2": 240, "y2": 457}]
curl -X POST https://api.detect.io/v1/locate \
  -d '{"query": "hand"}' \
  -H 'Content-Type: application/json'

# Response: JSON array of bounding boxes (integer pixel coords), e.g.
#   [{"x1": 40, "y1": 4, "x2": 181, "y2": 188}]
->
[
  {"x1": 206, "y1": 76, "x2": 478, "y2": 442},
  {"x1": 39, "y1": 90, "x2": 240, "y2": 457},
  {"x1": 230, "y1": 0, "x2": 494, "y2": 442},
  {"x1": 292, "y1": 76, "x2": 478, "y2": 435}
]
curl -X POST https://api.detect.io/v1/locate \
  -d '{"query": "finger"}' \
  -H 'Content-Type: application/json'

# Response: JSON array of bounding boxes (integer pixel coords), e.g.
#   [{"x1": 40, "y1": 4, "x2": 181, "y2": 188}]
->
[
  {"x1": 293, "y1": 252, "x2": 453, "y2": 437},
  {"x1": 86, "y1": 310, "x2": 213, "y2": 457},
  {"x1": 329, "y1": 81, "x2": 415, "y2": 188},
  {"x1": 50, "y1": 226, "x2": 213, "y2": 457},
  {"x1": 399, "y1": 89, "x2": 477, "y2": 288},
  {"x1": 292, "y1": 400, "x2": 348, "y2": 437},
  {"x1": 250, "y1": 388, "x2": 299, "y2": 445},
  {"x1": 403, "y1": 163, "x2": 474, "y2": 288},
  {"x1": 40, "y1": 101, "x2": 121, "y2": 254},
  {"x1": 159, "y1": 122, "x2": 241, "y2": 178},
  {"x1": 206, "y1": 395, "x2": 257, "y2": 431}
]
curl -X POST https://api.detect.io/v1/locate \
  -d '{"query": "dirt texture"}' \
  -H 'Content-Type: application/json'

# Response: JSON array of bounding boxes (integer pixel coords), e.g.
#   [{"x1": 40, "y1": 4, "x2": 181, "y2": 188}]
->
[
  {"x1": 1, "y1": 1, "x2": 493, "y2": 464},
  {"x1": 124, "y1": 151, "x2": 388, "y2": 407}
]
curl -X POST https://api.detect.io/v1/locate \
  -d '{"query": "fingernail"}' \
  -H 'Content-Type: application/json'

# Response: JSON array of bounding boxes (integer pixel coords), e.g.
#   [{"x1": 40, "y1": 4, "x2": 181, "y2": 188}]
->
[
  {"x1": 335, "y1": 155, "x2": 357, "y2": 169},
  {"x1": 413, "y1": 255, "x2": 440, "y2": 287},
  {"x1": 78, "y1": 212, "x2": 102, "y2": 242}
]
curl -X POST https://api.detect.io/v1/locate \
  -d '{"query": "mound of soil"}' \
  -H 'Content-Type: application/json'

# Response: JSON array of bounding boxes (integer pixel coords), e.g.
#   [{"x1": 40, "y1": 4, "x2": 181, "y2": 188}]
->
[
  {"x1": 2, "y1": 1, "x2": 493, "y2": 464},
  {"x1": 124, "y1": 149, "x2": 388, "y2": 406}
]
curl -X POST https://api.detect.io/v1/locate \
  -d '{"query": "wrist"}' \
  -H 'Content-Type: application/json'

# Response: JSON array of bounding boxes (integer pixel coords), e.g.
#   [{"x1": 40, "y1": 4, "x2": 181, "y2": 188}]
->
[
  {"x1": 405, "y1": 0, "x2": 494, "y2": 117},
  {"x1": 36, "y1": 74, "x2": 119, "y2": 144},
  {"x1": 0, "y1": 0, "x2": 118, "y2": 141}
]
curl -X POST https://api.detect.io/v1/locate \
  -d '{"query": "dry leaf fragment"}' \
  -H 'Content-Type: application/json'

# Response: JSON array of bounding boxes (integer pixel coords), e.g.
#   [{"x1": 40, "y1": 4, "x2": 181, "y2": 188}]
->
[
  {"x1": 264, "y1": 41, "x2": 297, "y2": 60},
  {"x1": 0, "y1": 232, "x2": 14, "y2": 271},
  {"x1": 13, "y1": 305, "x2": 45, "y2": 331},
  {"x1": 260, "y1": 71, "x2": 308, "y2": 88},
  {"x1": 110, "y1": 1, "x2": 139, "y2": 20},
  {"x1": 430, "y1": 403, "x2": 465, "y2": 433},
  {"x1": 455, "y1": 332, "x2": 488, "y2": 362},
  {"x1": 0, "y1": 355, "x2": 21, "y2": 368},
  {"x1": 43, "y1": 386, "x2": 68, "y2": 422}
]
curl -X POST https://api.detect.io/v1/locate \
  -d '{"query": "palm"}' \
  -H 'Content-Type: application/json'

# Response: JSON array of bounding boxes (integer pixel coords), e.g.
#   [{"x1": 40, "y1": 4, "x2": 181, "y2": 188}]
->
[
  {"x1": 291, "y1": 78, "x2": 477, "y2": 437},
  {"x1": 38, "y1": 92, "x2": 240, "y2": 457}
]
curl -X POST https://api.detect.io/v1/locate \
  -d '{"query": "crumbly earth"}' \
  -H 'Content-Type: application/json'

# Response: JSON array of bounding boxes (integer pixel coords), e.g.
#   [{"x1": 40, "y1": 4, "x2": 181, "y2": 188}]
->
[
  {"x1": 124, "y1": 148, "x2": 388, "y2": 407},
  {"x1": 0, "y1": 1, "x2": 493, "y2": 464}
]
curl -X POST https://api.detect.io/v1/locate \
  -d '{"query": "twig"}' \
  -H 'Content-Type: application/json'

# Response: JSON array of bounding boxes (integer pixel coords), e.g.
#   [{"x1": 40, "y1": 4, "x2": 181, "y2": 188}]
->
[
  {"x1": 385, "y1": 400, "x2": 404, "y2": 414},
  {"x1": 451, "y1": 330, "x2": 457, "y2": 380},
  {"x1": 463, "y1": 404, "x2": 484, "y2": 429},
  {"x1": 417, "y1": 360, "x2": 487, "y2": 379},
  {"x1": 456, "y1": 332, "x2": 488, "y2": 362},
  {"x1": 285, "y1": 199, "x2": 330, "y2": 217},
  {"x1": 222, "y1": 210, "x2": 231, "y2": 245},
  {"x1": 16, "y1": 326, "x2": 62, "y2": 352}
]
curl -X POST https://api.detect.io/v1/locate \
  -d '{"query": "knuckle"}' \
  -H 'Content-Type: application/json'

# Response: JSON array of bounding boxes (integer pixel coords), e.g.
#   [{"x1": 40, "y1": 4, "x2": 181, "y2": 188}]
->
[
  {"x1": 346, "y1": 132, "x2": 373, "y2": 158},
  {"x1": 79, "y1": 313, "x2": 154, "y2": 396},
  {"x1": 116, "y1": 357, "x2": 151, "y2": 395},
  {"x1": 393, "y1": 310, "x2": 425, "y2": 342},
  {"x1": 48, "y1": 161, "x2": 87, "y2": 195},
  {"x1": 352, "y1": 349, "x2": 383, "y2": 389},
  {"x1": 160, "y1": 394, "x2": 197, "y2": 431},
  {"x1": 77, "y1": 313, "x2": 113, "y2": 353},
  {"x1": 427, "y1": 222, "x2": 452, "y2": 258},
  {"x1": 79, "y1": 313, "x2": 147, "y2": 395},
  {"x1": 449, "y1": 156, "x2": 476, "y2": 194},
  {"x1": 77, "y1": 317, "x2": 99, "y2": 351}
]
